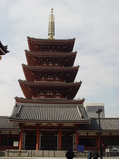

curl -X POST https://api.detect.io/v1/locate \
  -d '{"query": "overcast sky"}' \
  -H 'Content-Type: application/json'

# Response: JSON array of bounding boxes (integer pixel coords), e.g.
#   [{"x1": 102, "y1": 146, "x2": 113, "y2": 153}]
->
[{"x1": 0, "y1": 0, "x2": 119, "y2": 117}]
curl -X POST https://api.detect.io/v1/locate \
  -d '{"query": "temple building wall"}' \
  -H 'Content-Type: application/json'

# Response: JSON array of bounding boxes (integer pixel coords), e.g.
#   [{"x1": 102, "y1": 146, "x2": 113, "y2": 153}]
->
[{"x1": 84, "y1": 103, "x2": 105, "y2": 118}]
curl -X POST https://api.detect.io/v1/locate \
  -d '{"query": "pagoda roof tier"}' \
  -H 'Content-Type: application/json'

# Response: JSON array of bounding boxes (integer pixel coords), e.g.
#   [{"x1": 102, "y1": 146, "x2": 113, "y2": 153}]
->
[
  {"x1": 9, "y1": 103, "x2": 90, "y2": 124},
  {"x1": 22, "y1": 64, "x2": 79, "y2": 82},
  {"x1": 25, "y1": 50, "x2": 76, "y2": 66},
  {"x1": 15, "y1": 97, "x2": 85, "y2": 104},
  {"x1": 0, "y1": 41, "x2": 9, "y2": 55},
  {"x1": 27, "y1": 36, "x2": 75, "y2": 52},
  {"x1": 18, "y1": 80, "x2": 82, "y2": 100}
]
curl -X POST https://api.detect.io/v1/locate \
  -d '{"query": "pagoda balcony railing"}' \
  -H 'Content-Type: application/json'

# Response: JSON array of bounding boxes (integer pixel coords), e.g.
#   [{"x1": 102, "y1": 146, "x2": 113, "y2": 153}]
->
[{"x1": 33, "y1": 95, "x2": 64, "y2": 99}]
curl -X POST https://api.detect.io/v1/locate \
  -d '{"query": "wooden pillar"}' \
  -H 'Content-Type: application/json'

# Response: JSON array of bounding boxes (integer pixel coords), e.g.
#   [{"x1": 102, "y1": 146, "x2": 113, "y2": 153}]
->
[
  {"x1": 19, "y1": 126, "x2": 23, "y2": 150},
  {"x1": 36, "y1": 125, "x2": 40, "y2": 150},
  {"x1": 75, "y1": 129, "x2": 78, "y2": 150},
  {"x1": 59, "y1": 125, "x2": 62, "y2": 150}
]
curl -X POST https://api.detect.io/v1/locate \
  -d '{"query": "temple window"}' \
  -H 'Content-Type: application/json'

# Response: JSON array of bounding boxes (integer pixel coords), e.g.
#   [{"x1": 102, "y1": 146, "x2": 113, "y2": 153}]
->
[
  {"x1": 49, "y1": 90, "x2": 53, "y2": 95},
  {"x1": 55, "y1": 91, "x2": 60, "y2": 95},
  {"x1": 43, "y1": 62, "x2": 46, "y2": 66},
  {"x1": 55, "y1": 76, "x2": 59, "y2": 80},
  {"x1": 46, "y1": 90, "x2": 54, "y2": 98},
  {"x1": 49, "y1": 61, "x2": 52, "y2": 66},
  {"x1": 47, "y1": 75, "x2": 53, "y2": 81},
  {"x1": 1, "y1": 137, "x2": 19, "y2": 146},
  {"x1": 55, "y1": 91, "x2": 61, "y2": 98},
  {"x1": 39, "y1": 90, "x2": 44, "y2": 98},
  {"x1": 55, "y1": 62, "x2": 58, "y2": 66},
  {"x1": 46, "y1": 90, "x2": 50, "y2": 95},
  {"x1": 42, "y1": 75, "x2": 45, "y2": 80}
]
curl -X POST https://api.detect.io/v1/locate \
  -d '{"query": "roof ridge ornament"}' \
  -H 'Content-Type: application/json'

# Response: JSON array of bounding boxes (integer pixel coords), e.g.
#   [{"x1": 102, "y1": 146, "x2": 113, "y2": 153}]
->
[{"x1": 48, "y1": 8, "x2": 55, "y2": 39}]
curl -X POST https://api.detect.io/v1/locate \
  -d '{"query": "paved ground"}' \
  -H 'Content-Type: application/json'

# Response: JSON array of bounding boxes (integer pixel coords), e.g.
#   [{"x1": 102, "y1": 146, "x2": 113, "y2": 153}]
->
[{"x1": 0, "y1": 157, "x2": 119, "y2": 159}]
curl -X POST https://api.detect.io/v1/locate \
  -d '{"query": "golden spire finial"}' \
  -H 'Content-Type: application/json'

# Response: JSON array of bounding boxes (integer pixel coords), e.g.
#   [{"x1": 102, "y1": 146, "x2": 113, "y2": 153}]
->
[
  {"x1": 51, "y1": 8, "x2": 53, "y2": 13},
  {"x1": 48, "y1": 8, "x2": 55, "y2": 39}
]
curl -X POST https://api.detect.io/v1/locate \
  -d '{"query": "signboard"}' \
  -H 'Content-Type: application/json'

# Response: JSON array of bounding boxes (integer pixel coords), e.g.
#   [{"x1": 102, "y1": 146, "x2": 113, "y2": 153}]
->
[
  {"x1": 77, "y1": 145, "x2": 84, "y2": 152},
  {"x1": 13, "y1": 141, "x2": 18, "y2": 147}
]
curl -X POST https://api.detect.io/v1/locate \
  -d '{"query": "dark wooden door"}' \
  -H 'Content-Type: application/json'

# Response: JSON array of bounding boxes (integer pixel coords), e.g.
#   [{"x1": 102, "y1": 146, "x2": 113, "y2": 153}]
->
[{"x1": 41, "y1": 133, "x2": 57, "y2": 150}]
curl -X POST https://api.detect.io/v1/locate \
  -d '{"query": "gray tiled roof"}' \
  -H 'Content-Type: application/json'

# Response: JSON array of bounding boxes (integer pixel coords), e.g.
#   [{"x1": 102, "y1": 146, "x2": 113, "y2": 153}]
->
[
  {"x1": 0, "y1": 116, "x2": 119, "y2": 131},
  {"x1": 79, "y1": 118, "x2": 119, "y2": 131},
  {"x1": 0, "y1": 116, "x2": 19, "y2": 129},
  {"x1": 9, "y1": 103, "x2": 89, "y2": 122},
  {"x1": 100, "y1": 118, "x2": 119, "y2": 130}
]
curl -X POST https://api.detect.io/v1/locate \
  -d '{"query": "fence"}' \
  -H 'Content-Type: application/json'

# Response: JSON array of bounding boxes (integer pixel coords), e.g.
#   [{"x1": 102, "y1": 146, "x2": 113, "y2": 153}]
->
[{"x1": 1, "y1": 149, "x2": 119, "y2": 157}]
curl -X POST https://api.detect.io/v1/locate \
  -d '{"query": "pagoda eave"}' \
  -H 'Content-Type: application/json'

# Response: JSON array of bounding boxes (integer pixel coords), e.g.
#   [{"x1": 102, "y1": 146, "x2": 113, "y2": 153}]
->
[
  {"x1": 18, "y1": 80, "x2": 82, "y2": 99},
  {"x1": 22, "y1": 64, "x2": 79, "y2": 82},
  {"x1": 19, "y1": 80, "x2": 82, "y2": 87},
  {"x1": 27, "y1": 36, "x2": 75, "y2": 44},
  {"x1": 22, "y1": 64, "x2": 79, "y2": 71},
  {"x1": 25, "y1": 50, "x2": 76, "y2": 67},
  {"x1": 25, "y1": 50, "x2": 77, "y2": 56},
  {"x1": 15, "y1": 97, "x2": 85, "y2": 104},
  {"x1": 27, "y1": 37, "x2": 75, "y2": 52}
]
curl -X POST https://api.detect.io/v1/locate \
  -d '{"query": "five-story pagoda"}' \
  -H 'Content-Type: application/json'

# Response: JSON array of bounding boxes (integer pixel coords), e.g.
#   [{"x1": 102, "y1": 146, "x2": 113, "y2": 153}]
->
[{"x1": 9, "y1": 8, "x2": 89, "y2": 150}]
